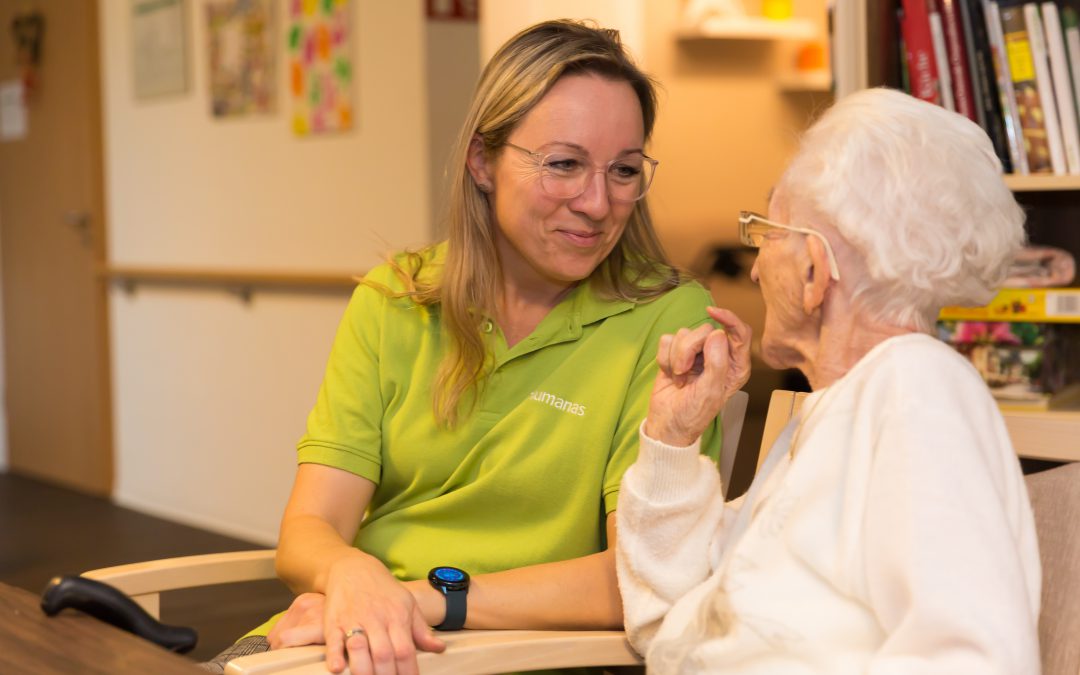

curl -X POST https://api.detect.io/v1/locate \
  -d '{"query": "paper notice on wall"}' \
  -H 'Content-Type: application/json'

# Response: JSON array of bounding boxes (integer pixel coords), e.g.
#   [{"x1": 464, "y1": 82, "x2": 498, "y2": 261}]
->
[{"x1": 0, "y1": 80, "x2": 27, "y2": 141}]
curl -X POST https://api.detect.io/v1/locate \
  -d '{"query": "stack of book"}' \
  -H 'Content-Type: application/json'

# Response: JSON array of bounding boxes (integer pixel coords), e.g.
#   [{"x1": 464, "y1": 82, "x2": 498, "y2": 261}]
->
[{"x1": 896, "y1": 0, "x2": 1080, "y2": 175}]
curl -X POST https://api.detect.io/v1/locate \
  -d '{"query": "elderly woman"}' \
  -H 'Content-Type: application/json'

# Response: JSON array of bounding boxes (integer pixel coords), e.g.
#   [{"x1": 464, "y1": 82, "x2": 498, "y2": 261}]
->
[
  {"x1": 200, "y1": 19, "x2": 751, "y2": 675},
  {"x1": 616, "y1": 88, "x2": 1041, "y2": 673}
]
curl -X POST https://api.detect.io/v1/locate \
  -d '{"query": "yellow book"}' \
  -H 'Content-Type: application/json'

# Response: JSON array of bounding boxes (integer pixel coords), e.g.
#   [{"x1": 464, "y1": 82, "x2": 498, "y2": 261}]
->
[{"x1": 940, "y1": 288, "x2": 1080, "y2": 323}]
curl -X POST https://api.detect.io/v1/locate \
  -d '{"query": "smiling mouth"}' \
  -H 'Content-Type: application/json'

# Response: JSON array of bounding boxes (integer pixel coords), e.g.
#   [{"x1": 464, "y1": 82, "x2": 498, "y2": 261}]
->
[{"x1": 558, "y1": 230, "x2": 603, "y2": 247}]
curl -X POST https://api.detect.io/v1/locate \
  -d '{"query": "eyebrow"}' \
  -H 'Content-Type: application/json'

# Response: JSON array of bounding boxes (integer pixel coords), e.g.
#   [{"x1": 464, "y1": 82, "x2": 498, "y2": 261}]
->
[{"x1": 543, "y1": 141, "x2": 647, "y2": 156}]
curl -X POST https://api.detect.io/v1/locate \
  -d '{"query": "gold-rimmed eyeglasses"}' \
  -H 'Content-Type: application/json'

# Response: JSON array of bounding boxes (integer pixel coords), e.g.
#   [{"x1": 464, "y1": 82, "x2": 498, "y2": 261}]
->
[
  {"x1": 738, "y1": 210, "x2": 841, "y2": 281},
  {"x1": 503, "y1": 142, "x2": 658, "y2": 203}
]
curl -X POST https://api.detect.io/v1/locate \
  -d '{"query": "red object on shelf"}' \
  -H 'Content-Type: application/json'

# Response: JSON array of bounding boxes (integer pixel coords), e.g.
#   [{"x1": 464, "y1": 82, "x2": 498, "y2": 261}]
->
[
  {"x1": 900, "y1": 0, "x2": 944, "y2": 105},
  {"x1": 427, "y1": 0, "x2": 479, "y2": 21}
]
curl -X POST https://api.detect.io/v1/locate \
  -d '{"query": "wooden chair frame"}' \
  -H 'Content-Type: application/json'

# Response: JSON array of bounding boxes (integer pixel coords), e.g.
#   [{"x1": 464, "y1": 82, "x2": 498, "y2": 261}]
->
[{"x1": 83, "y1": 393, "x2": 749, "y2": 674}]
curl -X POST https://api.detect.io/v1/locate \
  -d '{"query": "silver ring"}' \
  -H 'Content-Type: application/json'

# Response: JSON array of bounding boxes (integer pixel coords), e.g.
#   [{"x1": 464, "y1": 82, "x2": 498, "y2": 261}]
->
[{"x1": 345, "y1": 627, "x2": 366, "y2": 639}]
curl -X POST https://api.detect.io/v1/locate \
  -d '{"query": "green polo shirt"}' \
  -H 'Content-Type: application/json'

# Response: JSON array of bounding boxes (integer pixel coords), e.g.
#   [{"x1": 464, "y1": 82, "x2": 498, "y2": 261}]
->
[{"x1": 250, "y1": 245, "x2": 721, "y2": 636}]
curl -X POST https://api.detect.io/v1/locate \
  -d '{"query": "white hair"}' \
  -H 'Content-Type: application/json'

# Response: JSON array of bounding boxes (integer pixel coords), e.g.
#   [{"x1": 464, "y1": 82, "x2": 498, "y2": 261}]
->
[{"x1": 776, "y1": 87, "x2": 1026, "y2": 331}]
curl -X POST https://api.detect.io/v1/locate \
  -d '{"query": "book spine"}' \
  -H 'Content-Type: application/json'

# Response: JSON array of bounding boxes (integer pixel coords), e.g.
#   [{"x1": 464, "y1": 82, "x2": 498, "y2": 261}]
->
[
  {"x1": 962, "y1": 0, "x2": 1015, "y2": 171},
  {"x1": 1041, "y1": 2, "x2": 1080, "y2": 172},
  {"x1": 941, "y1": 0, "x2": 980, "y2": 118},
  {"x1": 1024, "y1": 2, "x2": 1068, "y2": 174},
  {"x1": 931, "y1": 2, "x2": 959, "y2": 109},
  {"x1": 901, "y1": 0, "x2": 945, "y2": 104},
  {"x1": 986, "y1": 0, "x2": 1029, "y2": 172},
  {"x1": 1001, "y1": 2, "x2": 1054, "y2": 172},
  {"x1": 959, "y1": 0, "x2": 991, "y2": 129},
  {"x1": 1059, "y1": 1, "x2": 1080, "y2": 143}
]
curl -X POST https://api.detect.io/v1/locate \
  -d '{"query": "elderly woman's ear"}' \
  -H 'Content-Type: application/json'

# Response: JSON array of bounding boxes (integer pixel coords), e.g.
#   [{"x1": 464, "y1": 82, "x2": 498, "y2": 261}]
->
[{"x1": 802, "y1": 235, "x2": 833, "y2": 315}]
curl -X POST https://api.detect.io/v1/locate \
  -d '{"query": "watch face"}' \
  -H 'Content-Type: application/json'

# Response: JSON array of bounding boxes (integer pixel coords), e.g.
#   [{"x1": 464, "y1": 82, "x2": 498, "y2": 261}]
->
[{"x1": 429, "y1": 566, "x2": 470, "y2": 591}]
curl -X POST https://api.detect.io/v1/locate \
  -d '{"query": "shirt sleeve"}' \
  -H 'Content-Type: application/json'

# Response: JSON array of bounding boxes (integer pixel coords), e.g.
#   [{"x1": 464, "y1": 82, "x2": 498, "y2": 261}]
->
[
  {"x1": 616, "y1": 424, "x2": 737, "y2": 653},
  {"x1": 295, "y1": 273, "x2": 389, "y2": 484},
  {"x1": 601, "y1": 283, "x2": 724, "y2": 513},
  {"x1": 861, "y1": 401, "x2": 1041, "y2": 674}
]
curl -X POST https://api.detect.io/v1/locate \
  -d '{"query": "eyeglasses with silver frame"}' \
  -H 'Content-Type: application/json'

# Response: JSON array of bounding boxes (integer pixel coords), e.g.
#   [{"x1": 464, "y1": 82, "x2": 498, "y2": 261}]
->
[
  {"x1": 738, "y1": 210, "x2": 841, "y2": 281},
  {"x1": 503, "y1": 141, "x2": 658, "y2": 203}
]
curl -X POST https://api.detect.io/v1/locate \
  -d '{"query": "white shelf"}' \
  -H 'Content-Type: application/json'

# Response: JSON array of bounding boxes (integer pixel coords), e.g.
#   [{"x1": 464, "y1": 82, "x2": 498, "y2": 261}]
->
[
  {"x1": 677, "y1": 16, "x2": 816, "y2": 41},
  {"x1": 778, "y1": 69, "x2": 831, "y2": 92},
  {"x1": 1004, "y1": 174, "x2": 1080, "y2": 192}
]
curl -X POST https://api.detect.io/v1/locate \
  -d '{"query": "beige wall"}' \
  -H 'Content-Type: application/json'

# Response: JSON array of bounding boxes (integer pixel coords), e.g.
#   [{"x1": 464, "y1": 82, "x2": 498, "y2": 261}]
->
[
  {"x1": 100, "y1": 2, "x2": 459, "y2": 543},
  {"x1": 426, "y1": 20, "x2": 480, "y2": 236}
]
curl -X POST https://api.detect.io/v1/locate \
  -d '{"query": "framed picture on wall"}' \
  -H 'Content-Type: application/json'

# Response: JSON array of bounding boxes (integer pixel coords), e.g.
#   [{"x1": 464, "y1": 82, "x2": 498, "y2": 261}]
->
[
  {"x1": 132, "y1": 0, "x2": 188, "y2": 100},
  {"x1": 206, "y1": 0, "x2": 276, "y2": 117}
]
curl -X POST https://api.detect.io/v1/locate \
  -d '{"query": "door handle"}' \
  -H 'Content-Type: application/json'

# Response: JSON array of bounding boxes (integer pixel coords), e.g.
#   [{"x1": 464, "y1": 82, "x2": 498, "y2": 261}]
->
[
  {"x1": 64, "y1": 210, "x2": 91, "y2": 230},
  {"x1": 64, "y1": 210, "x2": 93, "y2": 246}
]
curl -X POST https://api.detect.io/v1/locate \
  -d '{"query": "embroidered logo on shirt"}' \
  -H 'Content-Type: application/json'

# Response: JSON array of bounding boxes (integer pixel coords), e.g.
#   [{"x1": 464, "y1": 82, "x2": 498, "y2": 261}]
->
[{"x1": 529, "y1": 390, "x2": 586, "y2": 417}]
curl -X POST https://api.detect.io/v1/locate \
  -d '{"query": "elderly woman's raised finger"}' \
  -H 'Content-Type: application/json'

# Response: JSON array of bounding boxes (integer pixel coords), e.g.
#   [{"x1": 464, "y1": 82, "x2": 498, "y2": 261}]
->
[
  {"x1": 655, "y1": 333, "x2": 675, "y2": 377},
  {"x1": 670, "y1": 324, "x2": 715, "y2": 377},
  {"x1": 706, "y1": 307, "x2": 751, "y2": 344}
]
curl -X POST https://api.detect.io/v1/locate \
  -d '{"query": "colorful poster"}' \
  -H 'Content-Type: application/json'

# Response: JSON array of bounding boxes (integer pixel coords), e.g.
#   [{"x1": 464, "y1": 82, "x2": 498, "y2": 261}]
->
[
  {"x1": 206, "y1": 0, "x2": 276, "y2": 117},
  {"x1": 289, "y1": 0, "x2": 352, "y2": 135}
]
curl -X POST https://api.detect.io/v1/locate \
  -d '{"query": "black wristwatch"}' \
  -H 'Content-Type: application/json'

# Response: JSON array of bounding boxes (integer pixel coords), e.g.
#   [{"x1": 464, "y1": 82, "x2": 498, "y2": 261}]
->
[{"x1": 428, "y1": 566, "x2": 470, "y2": 631}]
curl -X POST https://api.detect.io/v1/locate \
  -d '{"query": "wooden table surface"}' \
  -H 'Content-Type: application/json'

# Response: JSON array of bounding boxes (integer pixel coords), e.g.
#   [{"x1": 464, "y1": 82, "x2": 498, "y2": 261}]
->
[{"x1": 0, "y1": 581, "x2": 199, "y2": 674}]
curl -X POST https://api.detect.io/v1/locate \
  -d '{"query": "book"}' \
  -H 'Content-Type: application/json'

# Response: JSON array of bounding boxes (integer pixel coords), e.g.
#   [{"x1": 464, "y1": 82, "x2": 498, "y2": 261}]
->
[
  {"x1": 1000, "y1": 2, "x2": 1056, "y2": 172},
  {"x1": 930, "y1": 1, "x2": 958, "y2": 108},
  {"x1": 1023, "y1": 2, "x2": 1068, "y2": 174},
  {"x1": 1059, "y1": 0, "x2": 1080, "y2": 147},
  {"x1": 1041, "y1": 1, "x2": 1080, "y2": 173},
  {"x1": 938, "y1": 321, "x2": 1080, "y2": 410},
  {"x1": 901, "y1": 0, "x2": 945, "y2": 104},
  {"x1": 985, "y1": 0, "x2": 1029, "y2": 172},
  {"x1": 939, "y1": 287, "x2": 1080, "y2": 321},
  {"x1": 940, "y1": 0, "x2": 980, "y2": 118},
  {"x1": 938, "y1": 320, "x2": 1050, "y2": 406},
  {"x1": 960, "y1": 0, "x2": 1015, "y2": 171}
]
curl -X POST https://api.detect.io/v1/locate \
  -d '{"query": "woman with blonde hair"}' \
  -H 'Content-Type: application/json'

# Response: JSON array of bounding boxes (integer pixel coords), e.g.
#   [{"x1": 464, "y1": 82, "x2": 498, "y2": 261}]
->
[{"x1": 201, "y1": 19, "x2": 751, "y2": 675}]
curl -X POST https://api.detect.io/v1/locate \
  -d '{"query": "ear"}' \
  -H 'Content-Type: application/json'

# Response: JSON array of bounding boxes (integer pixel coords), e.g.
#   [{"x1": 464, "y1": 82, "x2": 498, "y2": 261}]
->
[
  {"x1": 801, "y1": 235, "x2": 833, "y2": 315},
  {"x1": 466, "y1": 135, "x2": 494, "y2": 192}
]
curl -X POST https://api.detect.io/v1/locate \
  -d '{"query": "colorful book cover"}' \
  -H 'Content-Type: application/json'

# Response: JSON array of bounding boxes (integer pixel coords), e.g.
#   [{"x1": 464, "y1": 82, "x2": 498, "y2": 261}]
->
[
  {"x1": 1023, "y1": 2, "x2": 1068, "y2": 174},
  {"x1": 901, "y1": 0, "x2": 945, "y2": 104},
  {"x1": 930, "y1": 2, "x2": 958, "y2": 108},
  {"x1": 940, "y1": 0, "x2": 980, "y2": 118},
  {"x1": 940, "y1": 287, "x2": 1080, "y2": 322},
  {"x1": 1041, "y1": 1, "x2": 1080, "y2": 173},
  {"x1": 938, "y1": 320, "x2": 1049, "y2": 404},
  {"x1": 959, "y1": 0, "x2": 1014, "y2": 171},
  {"x1": 1000, "y1": 1, "x2": 1055, "y2": 172},
  {"x1": 985, "y1": 0, "x2": 1029, "y2": 173}
]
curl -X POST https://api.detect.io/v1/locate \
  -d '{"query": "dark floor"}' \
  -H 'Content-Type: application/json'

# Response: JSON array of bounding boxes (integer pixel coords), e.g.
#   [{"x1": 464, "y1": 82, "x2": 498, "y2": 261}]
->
[{"x1": 0, "y1": 472, "x2": 295, "y2": 662}]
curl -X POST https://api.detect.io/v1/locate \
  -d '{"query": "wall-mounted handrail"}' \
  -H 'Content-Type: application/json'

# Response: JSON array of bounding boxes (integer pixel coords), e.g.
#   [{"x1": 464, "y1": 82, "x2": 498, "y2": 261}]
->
[{"x1": 101, "y1": 265, "x2": 361, "y2": 302}]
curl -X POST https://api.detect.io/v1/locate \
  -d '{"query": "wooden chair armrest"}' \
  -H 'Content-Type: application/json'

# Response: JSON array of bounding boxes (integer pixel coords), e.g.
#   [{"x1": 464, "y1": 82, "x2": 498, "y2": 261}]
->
[
  {"x1": 227, "y1": 630, "x2": 642, "y2": 674},
  {"x1": 83, "y1": 550, "x2": 277, "y2": 596}
]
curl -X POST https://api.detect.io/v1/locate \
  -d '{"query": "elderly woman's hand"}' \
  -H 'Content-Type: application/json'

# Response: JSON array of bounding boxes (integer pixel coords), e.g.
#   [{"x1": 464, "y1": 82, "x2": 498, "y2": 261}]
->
[{"x1": 645, "y1": 307, "x2": 751, "y2": 447}]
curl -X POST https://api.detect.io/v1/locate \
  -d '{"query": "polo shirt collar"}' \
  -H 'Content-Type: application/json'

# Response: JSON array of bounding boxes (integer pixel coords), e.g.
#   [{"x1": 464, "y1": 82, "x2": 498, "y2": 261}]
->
[{"x1": 495, "y1": 281, "x2": 634, "y2": 365}]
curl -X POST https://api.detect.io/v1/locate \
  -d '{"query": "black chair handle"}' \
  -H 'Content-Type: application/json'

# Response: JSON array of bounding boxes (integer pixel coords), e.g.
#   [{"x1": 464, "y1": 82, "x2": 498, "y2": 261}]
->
[{"x1": 40, "y1": 575, "x2": 198, "y2": 654}]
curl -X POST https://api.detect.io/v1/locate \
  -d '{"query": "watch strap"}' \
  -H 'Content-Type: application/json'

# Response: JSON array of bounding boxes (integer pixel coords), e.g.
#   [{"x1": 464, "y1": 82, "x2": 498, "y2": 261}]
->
[{"x1": 433, "y1": 588, "x2": 467, "y2": 631}]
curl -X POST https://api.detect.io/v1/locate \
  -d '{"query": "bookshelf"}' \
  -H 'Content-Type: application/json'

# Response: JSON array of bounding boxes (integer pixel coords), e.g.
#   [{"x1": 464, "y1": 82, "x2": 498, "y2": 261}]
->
[
  {"x1": 834, "y1": 1, "x2": 1080, "y2": 424},
  {"x1": 1004, "y1": 174, "x2": 1080, "y2": 192}
]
